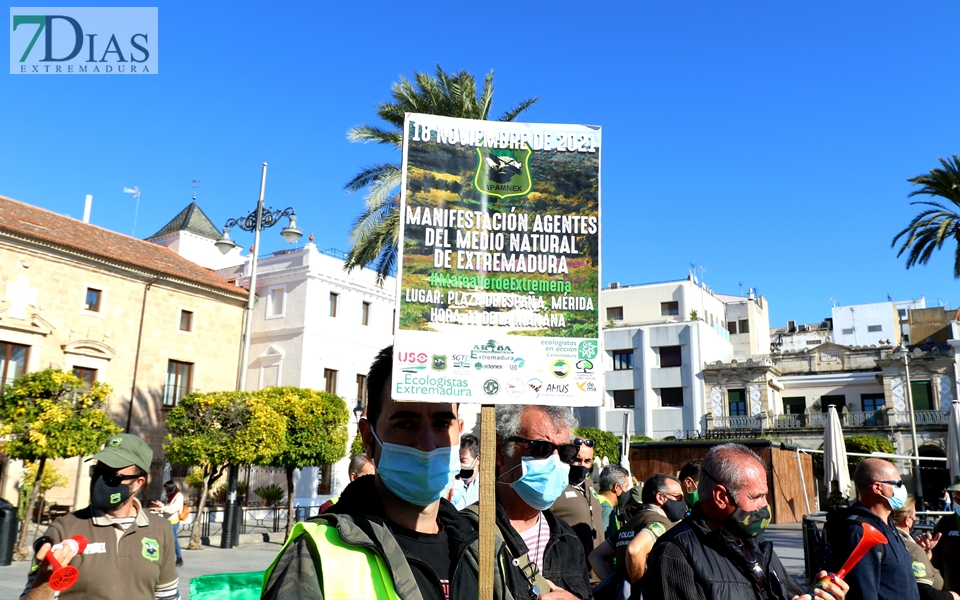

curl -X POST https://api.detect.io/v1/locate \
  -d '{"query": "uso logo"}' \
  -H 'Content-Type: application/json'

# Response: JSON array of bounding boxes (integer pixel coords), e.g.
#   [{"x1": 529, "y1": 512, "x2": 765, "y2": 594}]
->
[{"x1": 398, "y1": 352, "x2": 428, "y2": 365}]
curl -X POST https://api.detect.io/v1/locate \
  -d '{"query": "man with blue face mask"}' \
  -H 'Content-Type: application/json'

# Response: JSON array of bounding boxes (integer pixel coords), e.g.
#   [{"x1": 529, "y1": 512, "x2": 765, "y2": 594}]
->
[
  {"x1": 493, "y1": 404, "x2": 593, "y2": 600},
  {"x1": 262, "y1": 346, "x2": 519, "y2": 600},
  {"x1": 825, "y1": 458, "x2": 920, "y2": 600}
]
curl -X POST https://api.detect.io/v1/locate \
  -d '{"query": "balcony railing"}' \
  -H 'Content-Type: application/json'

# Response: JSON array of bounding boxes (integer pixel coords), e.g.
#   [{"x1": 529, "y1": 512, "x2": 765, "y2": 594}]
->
[{"x1": 710, "y1": 409, "x2": 950, "y2": 430}]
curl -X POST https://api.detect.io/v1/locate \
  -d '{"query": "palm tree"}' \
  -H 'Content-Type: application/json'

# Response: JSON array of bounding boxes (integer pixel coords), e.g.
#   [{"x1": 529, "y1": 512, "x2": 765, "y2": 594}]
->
[
  {"x1": 344, "y1": 65, "x2": 538, "y2": 283},
  {"x1": 892, "y1": 155, "x2": 960, "y2": 278}
]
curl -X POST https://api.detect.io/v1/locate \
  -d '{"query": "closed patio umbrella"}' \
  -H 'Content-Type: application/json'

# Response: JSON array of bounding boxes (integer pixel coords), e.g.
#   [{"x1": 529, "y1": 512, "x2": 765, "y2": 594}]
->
[
  {"x1": 947, "y1": 401, "x2": 960, "y2": 484},
  {"x1": 824, "y1": 404, "x2": 852, "y2": 500}
]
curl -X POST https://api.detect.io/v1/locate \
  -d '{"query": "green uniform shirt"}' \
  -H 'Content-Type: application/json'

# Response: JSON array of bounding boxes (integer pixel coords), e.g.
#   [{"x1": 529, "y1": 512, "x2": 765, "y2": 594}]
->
[{"x1": 25, "y1": 498, "x2": 178, "y2": 599}]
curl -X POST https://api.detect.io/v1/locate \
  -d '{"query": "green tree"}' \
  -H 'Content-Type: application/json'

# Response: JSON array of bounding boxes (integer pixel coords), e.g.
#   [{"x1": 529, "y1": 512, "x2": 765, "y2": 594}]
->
[
  {"x1": 0, "y1": 370, "x2": 121, "y2": 558},
  {"x1": 892, "y1": 155, "x2": 960, "y2": 277},
  {"x1": 573, "y1": 426, "x2": 621, "y2": 465},
  {"x1": 350, "y1": 431, "x2": 366, "y2": 459},
  {"x1": 258, "y1": 387, "x2": 349, "y2": 536},
  {"x1": 18, "y1": 462, "x2": 69, "y2": 521},
  {"x1": 163, "y1": 391, "x2": 286, "y2": 550},
  {"x1": 344, "y1": 65, "x2": 539, "y2": 283}
]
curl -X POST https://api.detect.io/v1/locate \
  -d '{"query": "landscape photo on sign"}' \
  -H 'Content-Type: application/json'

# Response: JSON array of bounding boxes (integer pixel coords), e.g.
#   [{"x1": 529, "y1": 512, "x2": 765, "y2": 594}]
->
[{"x1": 397, "y1": 115, "x2": 601, "y2": 339}]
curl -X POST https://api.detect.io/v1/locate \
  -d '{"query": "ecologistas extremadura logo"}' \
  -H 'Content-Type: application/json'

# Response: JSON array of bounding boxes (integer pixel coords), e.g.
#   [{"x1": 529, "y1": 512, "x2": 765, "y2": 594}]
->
[{"x1": 10, "y1": 7, "x2": 157, "y2": 74}]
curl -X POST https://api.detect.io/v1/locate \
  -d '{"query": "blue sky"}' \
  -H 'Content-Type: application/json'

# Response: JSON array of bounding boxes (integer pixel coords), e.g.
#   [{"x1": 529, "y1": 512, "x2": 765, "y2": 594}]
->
[{"x1": 3, "y1": 1, "x2": 960, "y2": 327}]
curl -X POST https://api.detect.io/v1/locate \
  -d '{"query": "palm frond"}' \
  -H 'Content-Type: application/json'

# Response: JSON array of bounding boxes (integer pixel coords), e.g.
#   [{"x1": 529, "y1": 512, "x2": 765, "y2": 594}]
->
[
  {"x1": 343, "y1": 163, "x2": 400, "y2": 193},
  {"x1": 346, "y1": 124, "x2": 402, "y2": 147},
  {"x1": 499, "y1": 96, "x2": 540, "y2": 122}
]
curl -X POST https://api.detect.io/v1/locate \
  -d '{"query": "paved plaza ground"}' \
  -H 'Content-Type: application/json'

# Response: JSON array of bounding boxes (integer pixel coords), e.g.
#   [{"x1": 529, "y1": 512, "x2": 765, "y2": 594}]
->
[{"x1": 0, "y1": 523, "x2": 809, "y2": 598}]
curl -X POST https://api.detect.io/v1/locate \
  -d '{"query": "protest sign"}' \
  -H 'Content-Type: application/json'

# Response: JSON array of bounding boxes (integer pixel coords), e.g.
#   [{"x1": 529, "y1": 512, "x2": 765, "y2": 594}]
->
[{"x1": 393, "y1": 113, "x2": 602, "y2": 406}]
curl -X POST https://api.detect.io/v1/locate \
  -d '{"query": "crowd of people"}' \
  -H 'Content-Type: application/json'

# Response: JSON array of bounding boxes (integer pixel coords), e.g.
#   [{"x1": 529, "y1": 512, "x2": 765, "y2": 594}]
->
[{"x1": 18, "y1": 343, "x2": 960, "y2": 600}]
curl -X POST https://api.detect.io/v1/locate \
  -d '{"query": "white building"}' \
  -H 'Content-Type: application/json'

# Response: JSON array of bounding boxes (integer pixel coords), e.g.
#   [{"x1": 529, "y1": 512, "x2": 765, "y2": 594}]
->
[
  {"x1": 830, "y1": 298, "x2": 925, "y2": 347},
  {"x1": 592, "y1": 278, "x2": 771, "y2": 439}
]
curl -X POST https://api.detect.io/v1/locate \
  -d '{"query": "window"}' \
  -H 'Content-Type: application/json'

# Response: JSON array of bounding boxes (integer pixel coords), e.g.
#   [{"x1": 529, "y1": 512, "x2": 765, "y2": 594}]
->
[
  {"x1": 356, "y1": 374, "x2": 367, "y2": 406},
  {"x1": 84, "y1": 288, "x2": 102, "y2": 312},
  {"x1": 738, "y1": 319, "x2": 750, "y2": 334},
  {"x1": 661, "y1": 301, "x2": 679, "y2": 316},
  {"x1": 842, "y1": 328, "x2": 854, "y2": 335},
  {"x1": 361, "y1": 302, "x2": 371, "y2": 326},
  {"x1": 324, "y1": 369, "x2": 338, "y2": 394},
  {"x1": 613, "y1": 390, "x2": 635, "y2": 408},
  {"x1": 805, "y1": 339, "x2": 821, "y2": 346},
  {"x1": 73, "y1": 366, "x2": 97, "y2": 384},
  {"x1": 660, "y1": 387, "x2": 684, "y2": 407},
  {"x1": 911, "y1": 381, "x2": 933, "y2": 411},
  {"x1": 727, "y1": 321, "x2": 738, "y2": 335},
  {"x1": 0, "y1": 342, "x2": 29, "y2": 394},
  {"x1": 783, "y1": 397, "x2": 806, "y2": 415},
  {"x1": 612, "y1": 350, "x2": 634, "y2": 371},
  {"x1": 862, "y1": 394, "x2": 885, "y2": 413},
  {"x1": 821, "y1": 395, "x2": 846, "y2": 413},
  {"x1": 867, "y1": 325, "x2": 882, "y2": 333},
  {"x1": 164, "y1": 360, "x2": 193, "y2": 407},
  {"x1": 606, "y1": 306, "x2": 624, "y2": 321},
  {"x1": 317, "y1": 464, "x2": 333, "y2": 495},
  {"x1": 898, "y1": 309, "x2": 907, "y2": 319},
  {"x1": 267, "y1": 287, "x2": 285, "y2": 317},
  {"x1": 659, "y1": 346, "x2": 682, "y2": 368},
  {"x1": 728, "y1": 389, "x2": 746, "y2": 416},
  {"x1": 179, "y1": 310, "x2": 193, "y2": 332},
  {"x1": 329, "y1": 293, "x2": 339, "y2": 317}
]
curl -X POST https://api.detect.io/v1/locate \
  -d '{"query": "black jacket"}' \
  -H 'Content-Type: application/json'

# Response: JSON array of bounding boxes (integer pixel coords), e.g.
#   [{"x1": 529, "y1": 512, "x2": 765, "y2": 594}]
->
[
  {"x1": 495, "y1": 502, "x2": 594, "y2": 600},
  {"x1": 825, "y1": 503, "x2": 920, "y2": 600},
  {"x1": 263, "y1": 475, "x2": 488, "y2": 600},
  {"x1": 643, "y1": 504, "x2": 801, "y2": 600}
]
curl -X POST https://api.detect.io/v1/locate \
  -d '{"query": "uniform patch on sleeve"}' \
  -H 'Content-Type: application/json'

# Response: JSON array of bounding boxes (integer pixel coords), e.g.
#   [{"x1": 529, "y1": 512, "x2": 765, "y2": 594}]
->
[
  {"x1": 647, "y1": 522, "x2": 667, "y2": 538},
  {"x1": 141, "y1": 538, "x2": 160, "y2": 562},
  {"x1": 912, "y1": 561, "x2": 927, "y2": 578}
]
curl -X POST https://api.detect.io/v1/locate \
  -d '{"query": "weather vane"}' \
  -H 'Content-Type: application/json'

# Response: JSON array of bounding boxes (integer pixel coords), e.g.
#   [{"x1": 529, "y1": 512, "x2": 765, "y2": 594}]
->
[
  {"x1": 122, "y1": 186, "x2": 141, "y2": 237},
  {"x1": 192, "y1": 179, "x2": 201, "y2": 200}
]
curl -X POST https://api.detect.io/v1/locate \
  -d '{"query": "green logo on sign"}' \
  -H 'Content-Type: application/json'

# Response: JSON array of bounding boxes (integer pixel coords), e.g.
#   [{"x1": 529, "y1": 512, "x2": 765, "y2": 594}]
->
[
  {"x1": 473, "y1": 145, "x2": 533, "y2": 200},
  {"x1": 142, "y1": 537, "x2": 159, "y2": 561},
  {"x1": 483, "y1": 379, "x2": 500, "y2": 396},
  {"x1": 578, "y1": 340, "x2": 598, "y2": 360}
]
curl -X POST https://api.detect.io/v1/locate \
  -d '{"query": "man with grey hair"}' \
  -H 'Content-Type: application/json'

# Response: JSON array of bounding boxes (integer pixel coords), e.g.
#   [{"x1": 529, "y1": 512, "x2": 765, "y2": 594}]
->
[
  {"x1": 492, "y1": 404, "x2": 593, "y2": 600},
  {"x1": 597, "y1": 464, "x2": 631, "y2": 541},
  {"x1": 643, "y1": 443, "x2": 848, "y2": 600}
]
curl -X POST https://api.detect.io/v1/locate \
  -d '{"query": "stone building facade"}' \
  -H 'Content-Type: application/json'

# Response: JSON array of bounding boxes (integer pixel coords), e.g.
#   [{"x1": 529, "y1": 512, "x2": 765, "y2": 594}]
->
[{"x1": 0, "y1": 194, "x2": 247, "y2": 506}]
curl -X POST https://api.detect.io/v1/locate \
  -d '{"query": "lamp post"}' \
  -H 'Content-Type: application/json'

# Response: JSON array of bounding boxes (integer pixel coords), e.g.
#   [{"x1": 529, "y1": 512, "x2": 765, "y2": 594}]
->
[
  {"x1": 214, "y1": 162, "x2": 301, "y2": 548},
  {"x1": 896, "y1": 346, "x2": 924, "y2": 508}
]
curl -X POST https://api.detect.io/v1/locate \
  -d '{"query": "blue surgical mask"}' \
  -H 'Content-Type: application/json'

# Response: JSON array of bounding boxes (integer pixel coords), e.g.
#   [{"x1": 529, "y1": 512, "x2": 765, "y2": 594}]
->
[
  {"x1": 372, "y1": 430, "x2": 459, "y2": 506},
  {"x1": 499, "y1": 454, "x2": 570, "y2": 510},
  {"x1": 886, "y1": 483, "x2": 908, "y2": 511}
]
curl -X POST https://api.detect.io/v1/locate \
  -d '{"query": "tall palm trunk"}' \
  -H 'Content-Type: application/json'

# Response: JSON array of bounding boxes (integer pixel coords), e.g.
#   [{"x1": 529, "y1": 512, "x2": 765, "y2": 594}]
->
[
  {"x1": 16, "y1": 458, "x2": 45, "y2": 559},
  {"x1": 285, "y1": 466, "x2": 295, "y2": 540}
]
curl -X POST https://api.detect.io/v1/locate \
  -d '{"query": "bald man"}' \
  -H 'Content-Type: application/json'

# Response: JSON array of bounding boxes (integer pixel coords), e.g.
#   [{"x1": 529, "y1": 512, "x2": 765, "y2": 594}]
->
[{"x1": 825, "y1": 458, "x2": 919, "y2": 600}]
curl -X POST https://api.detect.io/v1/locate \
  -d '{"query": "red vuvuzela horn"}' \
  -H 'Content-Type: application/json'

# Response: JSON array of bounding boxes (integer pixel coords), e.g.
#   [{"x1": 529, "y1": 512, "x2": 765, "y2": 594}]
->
[
  {"x1": 46, "y1": 535, "x2": 88, "y2": 592},
  {"x1": 813, "y1": 522, "x2": 887, "y2": 592}
]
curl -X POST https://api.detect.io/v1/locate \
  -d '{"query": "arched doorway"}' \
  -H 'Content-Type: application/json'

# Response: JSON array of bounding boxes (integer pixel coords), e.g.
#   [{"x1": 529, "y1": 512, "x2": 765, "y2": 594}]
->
[{"x1": 919, "y1": 445, "x2": 948, "y2": 510}]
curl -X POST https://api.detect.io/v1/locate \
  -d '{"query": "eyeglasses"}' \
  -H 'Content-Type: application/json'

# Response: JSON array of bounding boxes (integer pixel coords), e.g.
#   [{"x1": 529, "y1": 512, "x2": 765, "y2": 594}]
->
[
  {"x1": 574, "y1": 439, "x2": 595, "y2": 448},
  {"x1": 90, "y1": 465, "x2": 142, "y2": 487},
  {"x1": 507, "y1": 437, "x2": 579, "y2": 464},
  {"x1": 876, "y1": 480, "x2": 904, "y2": 488}
]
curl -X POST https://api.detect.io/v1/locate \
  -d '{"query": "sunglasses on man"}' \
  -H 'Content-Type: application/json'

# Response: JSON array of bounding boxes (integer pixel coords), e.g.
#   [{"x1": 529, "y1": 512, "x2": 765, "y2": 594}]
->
[
  {"x1": 507, "y1": 437, "x2": 579, "y2": 464},
  {"x1": 574, "y1": 438, "x2": 595, "y2": 448},
  {"x1": 89, "y1": 465, "x2": 142, "y2": 487}
]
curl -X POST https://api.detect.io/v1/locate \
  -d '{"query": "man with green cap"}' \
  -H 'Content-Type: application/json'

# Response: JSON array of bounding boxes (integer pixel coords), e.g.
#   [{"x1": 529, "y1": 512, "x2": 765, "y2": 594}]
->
[{"x1": 21, "y1": 433, "x2": 180, "y2": 600}]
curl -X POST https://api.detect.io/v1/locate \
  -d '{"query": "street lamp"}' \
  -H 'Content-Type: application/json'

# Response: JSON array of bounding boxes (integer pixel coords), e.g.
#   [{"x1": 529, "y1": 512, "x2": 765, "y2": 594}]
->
[
  {"x1": 215, "y1": 162, "x2": 301, "y2": 549},
  {"x1": 353, "y1": 398, "x2": 365, "y2": 423},
  {"x1": 896, "y1": 346, "x2": 924, "y2": 508}
]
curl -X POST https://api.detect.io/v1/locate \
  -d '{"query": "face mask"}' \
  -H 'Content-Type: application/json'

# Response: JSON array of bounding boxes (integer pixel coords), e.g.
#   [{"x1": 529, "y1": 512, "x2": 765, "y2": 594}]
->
[
  {"x1": 500, "y1": 454, "x2": 570, "y2": 511},
  {"x1": 90, "y1": 472, "x2": 133, "y2": 511},
  {"x1": 568, "y1": 465, "x2": 590, "y2": 486},
  {"x1": 725, "y1": 494, "x2": 771, "y2": 538},
  {"x1": 459, "y1": 457, "x2": 477, "y2": 481},
  {"x1": 663, "y1": 498, "x2": 688, "y2": 522},
  {"x1": 617, "y1": 485, "x2": 632, "y2": 506},
  {"x1": 372, "y1": 431, "x2": 460, "y2": 506},
  {"x1": 685, "y1": 489, "x2": 699, "y2": 508},
  {"x1": 885, "y1": 483, "x2": 908, "y2": 511}
]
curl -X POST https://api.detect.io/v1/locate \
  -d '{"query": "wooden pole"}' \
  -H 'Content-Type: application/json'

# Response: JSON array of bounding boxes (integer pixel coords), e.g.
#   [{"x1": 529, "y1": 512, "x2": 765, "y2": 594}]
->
[{"x1": 478, "y1": 405, "x2": 497, "y2": 598}]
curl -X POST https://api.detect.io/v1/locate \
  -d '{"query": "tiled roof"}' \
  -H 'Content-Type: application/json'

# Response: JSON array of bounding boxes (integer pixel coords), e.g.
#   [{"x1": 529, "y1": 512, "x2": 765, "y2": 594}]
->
[
  {"x1": 0, "y1": 194, "x2": 247, "y2": 298},
  {"x1": 148, "y1": 201, "x2": 222, "y2": 241}
]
